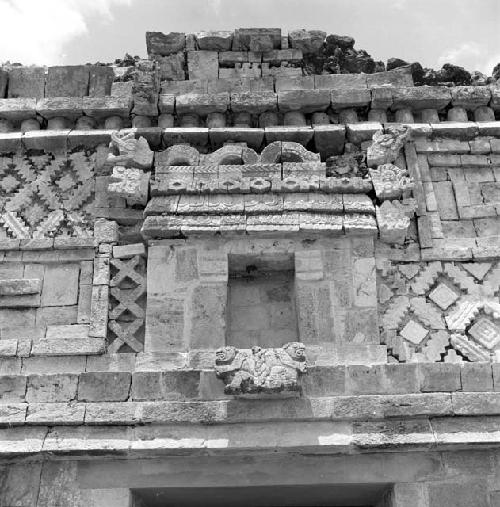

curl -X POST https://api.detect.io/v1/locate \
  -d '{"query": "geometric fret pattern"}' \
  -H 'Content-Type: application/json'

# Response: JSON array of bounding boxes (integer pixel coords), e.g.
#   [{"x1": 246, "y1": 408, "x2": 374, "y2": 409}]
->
[
  {"x1": 378, "y1": 260, "x2": 500, "y2": 363},
  {"x1": 0, "y1": 153, "x2": 95, "y2": 238},
  {"x1": 108, "y1": 255, "x2": 146, "y2": 353}
]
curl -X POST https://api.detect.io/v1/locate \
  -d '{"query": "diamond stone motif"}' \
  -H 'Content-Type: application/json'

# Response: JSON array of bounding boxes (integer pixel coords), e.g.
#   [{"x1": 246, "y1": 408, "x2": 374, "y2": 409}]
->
[
  {"x1": 429, "y1": 283, "x2": 459, "y2": 310},
  {"x1": 400, "y1": 320, "x2": 428, "y2": 345},
  {"x1": 468, "y1": 318, "x2": 500, "y2": 350}
]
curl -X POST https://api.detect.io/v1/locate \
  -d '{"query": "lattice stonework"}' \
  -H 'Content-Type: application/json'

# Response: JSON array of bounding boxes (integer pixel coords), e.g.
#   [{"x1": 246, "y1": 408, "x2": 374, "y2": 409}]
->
[
  {"x1": 108, "y1": 255, "x2": 147, "y2": 352},
  {"x1": 377, "y1": 260, "x2": 500, "y2": 363},
  {"x1": 0, "y1": 152, "x2": 96, "y2": 238}
]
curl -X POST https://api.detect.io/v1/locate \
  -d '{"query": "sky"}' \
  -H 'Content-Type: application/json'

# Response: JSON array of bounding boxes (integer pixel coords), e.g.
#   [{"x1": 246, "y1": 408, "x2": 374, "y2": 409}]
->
[{"x1": 0, "y1": 0, "x2": 499, "y2": 74}]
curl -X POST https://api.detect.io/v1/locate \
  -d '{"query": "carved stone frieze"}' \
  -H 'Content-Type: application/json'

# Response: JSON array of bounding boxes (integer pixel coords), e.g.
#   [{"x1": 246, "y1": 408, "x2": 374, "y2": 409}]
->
[
  {"x1": 108, "y1": 166, "x2": 150, "y2": 206},
  {"x1": 366, "y1": 126, "x2": 409, "y2": 168},
  {"x1": 378, "y1": 260, "x2": 500, "y2": 363},
  {"x1": 215, "y1": 342, "x2": 307, "y2": 394},
  {"x1": 376, "y1": 200, "x2": 411, "y2": 245},
  {"x1": 106, "y1": 131, "x2": 154, "y2": 170},
  {"x1": 369, "y1": 163, "x2": 414, "y2": 201}
]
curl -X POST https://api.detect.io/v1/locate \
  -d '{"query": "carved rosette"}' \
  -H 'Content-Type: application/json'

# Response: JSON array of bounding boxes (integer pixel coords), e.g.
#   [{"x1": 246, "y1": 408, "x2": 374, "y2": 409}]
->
[{"x1": 215, "y1": 342, "x2": 307, "y2": 395}]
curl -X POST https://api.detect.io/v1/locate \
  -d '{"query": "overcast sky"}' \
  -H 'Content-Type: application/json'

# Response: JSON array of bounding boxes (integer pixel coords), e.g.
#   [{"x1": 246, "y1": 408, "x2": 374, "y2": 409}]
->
[{"x1": 0, "y1": 0, "x2": 499, "y2": 74}]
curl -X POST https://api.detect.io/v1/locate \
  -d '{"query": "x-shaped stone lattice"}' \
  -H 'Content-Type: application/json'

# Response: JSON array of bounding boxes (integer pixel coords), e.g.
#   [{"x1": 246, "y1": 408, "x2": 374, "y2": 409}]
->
[{"x1": 108, "y1": 256, "x2": 147, "y2": 353}]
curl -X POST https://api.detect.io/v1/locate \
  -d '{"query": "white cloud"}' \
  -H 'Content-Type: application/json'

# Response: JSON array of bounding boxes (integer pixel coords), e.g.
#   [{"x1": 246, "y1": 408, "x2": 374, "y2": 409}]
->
[
  {"x1": 0, "y1": 0, "x2": 132, "y2": 65},
  {"x1": 437, "y1": 42, "x2": 499, "y2": 74}
]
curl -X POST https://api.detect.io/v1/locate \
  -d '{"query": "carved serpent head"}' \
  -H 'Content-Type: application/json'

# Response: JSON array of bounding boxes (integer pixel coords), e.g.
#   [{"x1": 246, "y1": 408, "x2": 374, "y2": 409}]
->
[
  {"x1": 283, "y1": 342, "x2": 306, "y2": 361},
  {"x1": 215, "y1": 346, "x2": 237, "y2": 364}
]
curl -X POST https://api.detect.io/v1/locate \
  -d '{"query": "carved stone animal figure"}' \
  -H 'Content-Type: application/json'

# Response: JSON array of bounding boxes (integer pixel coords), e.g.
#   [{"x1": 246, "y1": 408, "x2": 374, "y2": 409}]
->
[{"x1": 215, "y1": 342, "x2": 307, "y2": 394}]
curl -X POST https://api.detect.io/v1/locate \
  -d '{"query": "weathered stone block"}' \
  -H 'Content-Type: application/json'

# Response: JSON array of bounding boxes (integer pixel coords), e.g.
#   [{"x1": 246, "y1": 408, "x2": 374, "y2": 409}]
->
[
  {"x1": 131, "y1": 371, "x2": 200, "y2": 400},
  {"x1": 231, "y1": 91, "x2": 277, "y2": 113},
  {"x1": 314, "y1": 124, "x2": 345, "y2": 157},
  {"x1": 26, "y1": 373, "x2": 78, "y2": 402},
  {"x1": 189, "y1": 283, "x2": 226, "y2": 349},
  {"x1": 331, "y1": 89, "x2": 371, "y2": 110},
  {"x1": 419, "y1": 363, "x2": 461, "y2": 392},
  {"x1": 427, "y1": 481, "x2": 490, "y2": 507},
  {"x1": 7, "y1": 66, "x2": 45, "y2": 99},
  {"x1": 314, "y1": 74, "x2": 367, "y2": 90},
  {"x1": 78, "y1": 372, "x2": 131, "y2": 401},
  {"x1": 391, "y1": 86, "x2": 451, "y2": 110},
  {"x1": 45, "y1": 65, "x2": 89, "y2": 97},
  {"x1": 236, "y1": 28, "x2": 281, "y2": 51},
  {"x1": 176, "y1": 92, "x2": 229, "y2": 115},
  {"x1": 196, "y1": 30, "x2": 233, "y2": 50},
  {"x1": 88, "y1": 65, "x2": 114, "y2": 97},
  {"x1": 460, "y1": 362, "x2": 494, "y2": 391},
  {"x1": 41, "y1": 264, "x2": 79, "y2": 307},
  {"x1": 278, "y1": 90, "x2": 330, "y2": 113},
  {"x1": 0, "y1": 97, "x2": 36, "y2": 121},
  {"x1": 187, "y1": 51, "x2": 219, "y2": 80},
  {"x1": 146, "y1": 31, "x2": 185, "y2": 56},
  {"x1": 0, "y1": 375, "x2": 26, "y2": 401}
]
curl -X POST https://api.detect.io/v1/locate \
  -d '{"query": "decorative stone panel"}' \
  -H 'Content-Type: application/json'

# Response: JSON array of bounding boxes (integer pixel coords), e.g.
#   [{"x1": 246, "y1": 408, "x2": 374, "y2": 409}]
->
[{"x1": 377, "y1": 259, "x2": 500, "y2": 362}]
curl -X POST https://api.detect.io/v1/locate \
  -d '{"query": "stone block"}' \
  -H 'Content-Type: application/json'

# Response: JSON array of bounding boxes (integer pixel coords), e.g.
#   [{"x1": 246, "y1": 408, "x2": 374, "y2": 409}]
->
[
  {"x1": 36, "y1": 96, "x2": 83, "y2": 119},
  {"x1": 0, "y1": 339, "x2": 18, "y2": 357},
  {"x1": 331, "y1": 89, "x2": 371, "y2": 110},
  {"x1": 113, "y1": 243, "x2": 146, "y2": 259},
  {"x1": 196, "y1": 30, "x2": 233, "y2": 50},
  {"x1": 82, "y1": 96, "x2": 131, "y2": 118},
  {"x1": 0, "y1": 278, "x2": 41, "y2": 296},
  {"x1": 88, "y1": 284, "x2": 109, "y2": 340},
  {"x1": 176, "y1": 92, "x2": 229, "y2": 115},
  {"x1": 146, "y1": 31, "x2": 185, "y2": 56},
  {"x1": 0, "y1": 97, "x2": 36, "y2": 121},
  {"x1": 0, "y1": 69, "x2": 7, "y2": 98},
  {"x1": 460, "y1": 362, "x2": 494, "y2": 391},
  {"x1": 300, "y1": 366, "x2": 346, "y2": 396},
  {"x1": 189, "y1": 283, "x2": 226, "y2": 349},
  {"x1": 41, "y1": 264, "x2": 80, "y2": 307},
  {"x1": 275, "y1": 76, "x2": 314, "y2": 91},
  {"x1": 427, "y1": 481, "x2": 490, "y2": 507},
  {"x1": 78, "y1": 372, "x2": 132, "y2": 401},
  {"x1": 45, "y1": 324, "x2": 89, "y2": 340},
  {"x1": 314, "y1": 124, "x2": 345, "y2": 157},
  {"x1": 419, "y1": 363, "x2": 461, "y2": 392},
  {"x1": 451, "y1": 86, "x2": 491, "y2": 109},
  {"x1": 296, "y1": 281, "x2": 333, "y2": 343},
  {"x1": 346, "y1": 122, "x2": 382, "y2": 144},
  {"x1": 131, "y1": 370, "x2": 200, "y2": 400},
  {"x1": 235, "y1": 28, "x2": 281, "y2": 51},
  {"x1": 7, "y1": 66, "x2": 45, "y2": 99},
  {"x1": 45, "y1": 65, "x2": 89, "y2": 97},
  {"x1": 314, "y1": 74, "x2": 367, "y2": 90},
  {"x1": 366, "y1": 67, "x2": 414, "y2": 87},
  {"x1": 32, "y1": 337, "x2": 105, "y2": 356},
  {"x1": 188, "y1": 51, "x2": 219, "y2": 80},
  {"x1": 231, "y1": 91, "x2": 277, "y2": 113},
  {"x1": 26, "y1": 402, "x2": 85, "y2": 425},
  {"x1": 158, "y1": 93, "x2": 175, "y2": 114},
  {"x1": 26, "y1": 373, "x2": 78, "y2": 402},
  {"x1": 278, "y1": 90, "x2": 330, "y2": 113},
  {"x1": 88, "y1": 65, "x2": 114, "y2": 97},
  {"x1": 0, "y1": 375, "x2": 26, "y2": 401},
  {"x1": 391, "y1": 86, "x2": 451, "y2": 110},
  {"x1": 288, "y1": 29, "x2": 325, "y2": 54}
]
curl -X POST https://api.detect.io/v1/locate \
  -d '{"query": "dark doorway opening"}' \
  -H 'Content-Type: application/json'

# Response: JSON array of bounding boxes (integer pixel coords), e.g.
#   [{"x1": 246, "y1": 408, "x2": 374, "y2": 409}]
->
[{"x1": 133, "y1": 483, "x2": 390, "y2": 507}]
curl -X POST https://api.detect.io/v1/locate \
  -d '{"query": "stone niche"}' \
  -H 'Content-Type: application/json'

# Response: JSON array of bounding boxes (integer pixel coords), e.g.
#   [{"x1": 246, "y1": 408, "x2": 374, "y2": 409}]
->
[
  {"x1": 145, "y1": 235, "x2": 385, "y2": 364},
  {"x1": 226, "y1": 253, "x2": 298, "y2": 348}
]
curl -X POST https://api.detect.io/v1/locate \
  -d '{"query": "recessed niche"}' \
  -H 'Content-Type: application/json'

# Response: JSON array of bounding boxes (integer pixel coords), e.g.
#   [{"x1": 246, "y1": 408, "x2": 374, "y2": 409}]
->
[{"x1": 226, "y1": 253, "x2": 298, "y2": 349}]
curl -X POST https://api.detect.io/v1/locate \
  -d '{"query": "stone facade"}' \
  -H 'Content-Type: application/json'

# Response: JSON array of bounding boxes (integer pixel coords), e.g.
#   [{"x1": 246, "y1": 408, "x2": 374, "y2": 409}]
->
[{"x1": 0, "y1": 28, "x2": 500, "y2": 506}]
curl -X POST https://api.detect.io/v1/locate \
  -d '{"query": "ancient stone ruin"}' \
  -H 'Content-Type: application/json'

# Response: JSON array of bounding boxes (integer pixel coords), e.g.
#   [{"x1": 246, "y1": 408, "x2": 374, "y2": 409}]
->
[{"x1": 0, "y1": 27, "x2": 500, "y2": 506}]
